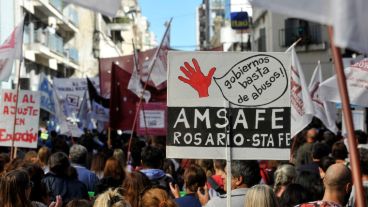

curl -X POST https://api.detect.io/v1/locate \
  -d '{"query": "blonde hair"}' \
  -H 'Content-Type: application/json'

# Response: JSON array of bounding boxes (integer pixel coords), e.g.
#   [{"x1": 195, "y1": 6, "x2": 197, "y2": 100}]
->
[
  {"x1": 140, "y1": 188, "x2": 177, "y2": 207},
  {"x1": 244, "y1": 184, "x2": 278, "y2": 207},
  {"x1": 93, "y1": 188, "x2": 130, "y2": 207}
]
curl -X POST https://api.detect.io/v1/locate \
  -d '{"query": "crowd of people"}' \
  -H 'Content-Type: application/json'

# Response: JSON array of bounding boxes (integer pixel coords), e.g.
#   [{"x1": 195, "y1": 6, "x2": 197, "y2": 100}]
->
[{"x1": 0, "y1": 124, "x2": 367, "y2": 207}]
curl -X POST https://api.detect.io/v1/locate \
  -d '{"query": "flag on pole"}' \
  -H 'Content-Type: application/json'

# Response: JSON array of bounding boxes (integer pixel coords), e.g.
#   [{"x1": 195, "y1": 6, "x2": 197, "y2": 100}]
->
[
  {"x1": 63, "y1": 0, "x2": 121, "y2": 17},
  {"x1": 309, "y1": 62, "x2": 338, "y2": 134},
  {"x1": 87, "y1": 77, "x2": 109, "y2": 108},
  {"x1": 320, "y1": 58, "x2": 368, "y2": 107},
  {"x1": 0, "y1": 19, "x2": 24, "y2": 81},
  {"x1": 140, "y1": 19, "x2": 171, "y2": 87},
  {"x1": 109, "y1": 63, "x2": 140, "y2": 130},
  {"x1": 289, "y1": 47, "x2": 314, "y2": 137},
  {"x1": 128, "y1": 42, "x2": 151, "y2": 103},
  {"x1": 250, "y1": 0, "x2": 368, "y2": 54},
  {"x1": 38, "y1": 73, "x2": 57, "y2": 114}
]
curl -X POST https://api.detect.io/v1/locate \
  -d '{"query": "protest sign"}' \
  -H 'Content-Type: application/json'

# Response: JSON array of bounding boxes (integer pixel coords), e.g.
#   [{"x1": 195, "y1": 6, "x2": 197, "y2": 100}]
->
[
  {"x1": 167, "y1": 52, "x2": 291, "y2": 160},
  {"x1": 0, "y1": 90, "x2": 40, "y2": 148},
  {"x1": 137, "y1": 102, "x2": 167, "y2": 136}
]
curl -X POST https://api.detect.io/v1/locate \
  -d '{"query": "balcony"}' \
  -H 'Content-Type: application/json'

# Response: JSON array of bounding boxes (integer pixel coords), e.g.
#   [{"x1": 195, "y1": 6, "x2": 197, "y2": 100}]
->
[
  {"x1": 67, "y1": 48, "x2": 79, "y2": 63},
  {"x1": 279, "y1": 22, "x2": 327, "y2": 51}
]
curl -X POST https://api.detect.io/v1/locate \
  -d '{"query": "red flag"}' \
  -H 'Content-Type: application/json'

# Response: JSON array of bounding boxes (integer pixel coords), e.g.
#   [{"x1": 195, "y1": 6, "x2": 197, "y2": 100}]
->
[{"x1": 109, "y1": 64, "x2": 139, "y2": 130}]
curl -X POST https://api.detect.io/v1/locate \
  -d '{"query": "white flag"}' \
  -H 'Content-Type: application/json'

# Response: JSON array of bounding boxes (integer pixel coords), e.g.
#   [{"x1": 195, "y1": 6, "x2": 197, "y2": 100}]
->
[
  {"x1": 63, "y1": 0, "x2": 121, "y2": 17},
  {"x1": 250, "y1": 0, "x2": 368, "y2": 54},
  {"x1": 128, "y1": 49, "x2": 151, "y2": 102},
  {"x1": 0, "y1": 19, "x2": 24, "y2": 81},
  {"x1": 320, "y1": 58, "x2": 368, "y2": 107},
  {"x1": 289, "y1": 47, "x2": 314, "y2": 137},
  {"x1": 308, "y1": 62, "x2": 338, "y2": 134}
]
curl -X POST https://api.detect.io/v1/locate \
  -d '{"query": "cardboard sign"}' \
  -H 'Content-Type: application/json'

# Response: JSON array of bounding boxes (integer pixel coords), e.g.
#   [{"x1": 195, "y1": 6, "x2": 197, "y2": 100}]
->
[
  {"x1": 137, "y1": 102, "x2": 167, "y2": 136},
  {"x1": 0, "y1": 90, "x2": 40, "y2": 148},
  {"x1": 167, "y1": 52, "x2": 291, "y2": 160}
]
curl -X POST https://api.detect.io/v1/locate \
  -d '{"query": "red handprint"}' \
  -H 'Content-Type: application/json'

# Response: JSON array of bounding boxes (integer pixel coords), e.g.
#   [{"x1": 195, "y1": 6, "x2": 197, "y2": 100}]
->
[{"x1": 178, "y1": 58, "x2": 216, "y2": 98}]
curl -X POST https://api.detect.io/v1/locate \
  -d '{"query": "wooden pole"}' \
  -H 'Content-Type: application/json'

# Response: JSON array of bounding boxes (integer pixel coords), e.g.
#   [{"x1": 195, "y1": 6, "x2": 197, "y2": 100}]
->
[{"x1": 327, "y1": 26, "x2": 366, "y2": 207}]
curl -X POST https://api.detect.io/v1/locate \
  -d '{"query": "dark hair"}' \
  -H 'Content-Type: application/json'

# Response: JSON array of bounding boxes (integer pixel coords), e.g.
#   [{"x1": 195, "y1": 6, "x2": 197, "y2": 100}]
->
[
  {"x1": 319, "y1": 156, "x2": 336, "y2": 173},
  {"x1": 214, "y1": 160, "x2": 226, "y2": 171},
  {"x1": 66, "y1": 199, "x2": 91, "y2": 207},
  {"x1": 48, "y1": 152, "x2": 70, "y2": 176},
  {"x1": 332, "y1": 141, "x2": 348, "y2": 160},
  {"x1": 359, "y1": 148, "x2": 368, "y2": 175},
  {"x1": 232, "y1": 160, "x2": 261, "y2": 188},
  {"x1": 355, "y1": 130, "x2": 368, "y2": 144},
  {"x1": 21, "y1": 163, "x2": 48, "y2": 203},
  {"x1": 141, "y1": 146, "x2": 164, "y2": 169},
  {"x1": 122, "y1": 171, "x2": 150, "y2": 207},
  {"x1": 184, "y1": 164, "x2": 206, "y2": 192},
  {"x1": 90, "y1": 152, "x2": 107, "y2": 175},
  {"x1": 295, "y1": 170, "x2": 323, "y2": 201},
  {"x1": 0, "y1": 153, "x2": 10, "y2": 174},
  {"x1": 279, "y1": 184, "x2": 310, "y2": 207},
  {"x1": 312, "y1": 142, "x2": 330, "y2": 160},
  {"x1": 0, "y1": 169, "x2": 33, "y2": 207}
]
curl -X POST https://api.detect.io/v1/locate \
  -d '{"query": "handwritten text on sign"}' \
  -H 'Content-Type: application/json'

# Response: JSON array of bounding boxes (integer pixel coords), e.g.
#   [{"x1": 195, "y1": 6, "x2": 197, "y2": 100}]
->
[{"x1": 0, "y1": 90, "x2": 40, "y2": 148}]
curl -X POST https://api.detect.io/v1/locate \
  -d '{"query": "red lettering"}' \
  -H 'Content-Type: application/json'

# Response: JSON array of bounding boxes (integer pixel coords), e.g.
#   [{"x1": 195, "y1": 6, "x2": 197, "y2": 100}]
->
[
  {"x1": 15, "y1": 118, "x2": 25, "y2": 126},
  {"x1": 3, "y1": 106, "x2": 9, "y2": 115},
  {"x1": 22, "y1": 94, "x2": 29, "y2": 103},
  {"x1": 4, "y1": 92, "x2": 15, "y2": 102}
]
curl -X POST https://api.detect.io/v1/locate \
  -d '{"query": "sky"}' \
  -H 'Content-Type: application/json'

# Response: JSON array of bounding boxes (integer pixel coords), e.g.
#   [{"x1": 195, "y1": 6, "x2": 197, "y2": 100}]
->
[{"x1": 139, "y1": 0, "x2": 202, "y2": 51}]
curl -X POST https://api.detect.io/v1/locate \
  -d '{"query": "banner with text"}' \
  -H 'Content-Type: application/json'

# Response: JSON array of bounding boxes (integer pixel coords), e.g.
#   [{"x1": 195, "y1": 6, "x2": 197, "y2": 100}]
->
[
  {"x1": 137, "y1": 102, "x2": 167, "y2": 136},
  {"x1": 167, "y1": 52, "x2": 291, "y2": 160},
  {"x1": 0, "y1": 90, "x2": 40, "y2": 148}
]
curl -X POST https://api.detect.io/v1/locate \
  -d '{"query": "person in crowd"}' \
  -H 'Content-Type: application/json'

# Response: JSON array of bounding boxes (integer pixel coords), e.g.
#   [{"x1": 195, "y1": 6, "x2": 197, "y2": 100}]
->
[
  {"x1": 273, "y1": 164, "x2": 296, "y2": 197},
  {"x1": 113, "y1": 149, "x2": 126, "y2": 169},
  {"x1": 295, "y1": 170, "x2": 324, "y2": 201},
  {"x1": 278, "y1": 184, "x2": 309, "y2": 207},
  {"x1": 140, "y1": 187, "x2": 177, "y2": 207},
  {"x1": 122, "y1": 171, "x2": 151, "y2": 207},
  {"x1": 318, "y1": 156, "x2": 336, "y2": 179},
  {"x1": 200, "y1": 160, "x2": 261, "y2": 207},
  {"x1": 244, "y1": 184, "x2": 279, "y2": 207},
  {"x1": 96, "y1": 157, "x2": 126, "y2": 194},
  {"x1": 90, "y1": 152, "x2": 106, "y2": 179},
  {"x1": 93, "y1": 188, "x2": 130, "y2": 207},
  {"x1": 355, "y1": 130, "x2": 368, "y2": 146},
  {"x1": 331, "y1": 141, "x2": 348, "y2": 164},
  {"x1": 296, "y1": 163, "x2": 352, "y2": 207},
  {"x1": 0, "y1": 169, "x2": 62, "y2": 207},
  {"x1": 69, "y1": 144, "x2": 100, "y2": 192},
  {"x1": 0, "y1": 153, "x2": 10, "y2": 175},
  {"x1": 140, "y1": 146, "x2": 172, "y2": 191},
  {"x1": 38, "y1": 147, "x2": 51, "y2": 174},
  {"x1": 24, "y1": 151, "x2": 39, "y2": 164},
  {"x1": 196, "y1": 159, "x2": 214, "y2": 178},
  {"x1": 296, "y1": 128, "x2": 318, "y2": 166},
  {"x1": 207, "y1": 160, "x2": 226, "y2": 196},
  {"x1": 347, "y1": 147, "x2": 368, "y2": 207},
  {"x1": 170, "y1": 164, "x2": 206, "y2": 207},
  {"x1": 65, "y1": 199, "x2": 91, "y2": 207},
  {"x1": 42, "y1": 152, "x2": 89, "y2": 205}
]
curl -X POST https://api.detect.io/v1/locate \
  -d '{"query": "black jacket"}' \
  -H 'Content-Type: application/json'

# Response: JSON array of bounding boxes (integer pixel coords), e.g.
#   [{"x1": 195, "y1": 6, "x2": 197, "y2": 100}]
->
[{"x1": 42, "y1": 172, "x2": 89, "y2": 205}]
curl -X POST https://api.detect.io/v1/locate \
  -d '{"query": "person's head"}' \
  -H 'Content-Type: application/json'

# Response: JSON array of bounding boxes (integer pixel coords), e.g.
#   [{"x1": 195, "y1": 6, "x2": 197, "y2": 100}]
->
[
  {"x1": 113, "y1": 149, "x2": 126, "y2": 168},
  {"x1": 69, "y1": 144, "x2": 88, "y2": 165},
  {"x1": 104, "y1": 157, "x2": 126, "y2": 181},
  {"x1": 48, "y1": 152, "x2": 70, "y2": 176},
  {"x1": 0, "y1": 169, "x2": 33, "y2": 207},
  {"x1": 312, "y1": 142, "x2": 330, "y2": 161},
  {"x1": 122, "y1": 171, "x2": 150, "y2": 207},
  {"x1": 273, "y1": 164, "x2": 296, "y2": 191},
  {"x1": 38, "y1": 147, "x2": 51, "y2": 167},
  {"x1": 323, "y1": 163, "x2": 352, "y2": 205},
  {"x1": 93, "y1": 188, "x2": 130, "y2": 207},
  {"x1": 223, "y1": 160, "x2": 261, "y2": 190},
  {"x1": 279, "y1": 184, "x2": 310, "y2": 207},
  {"x1": 196, "y1": 159, "x2": 214, "y2": 177},
  {"x1": 332, "y1": 141, "x2": 348, "y2": 161},
  {"x1": 140, "y1": 188, "x2": 177, "y2": 207},
  {"x1": 359, "y1": 148, "x2": 368, "y2": 176},
  {"x1": 183, "y1": 164, "x2": 206, "y2": 193},
  {"x1": 66, "y1": 199, "x2": 91, "y2": 207},
  {"x1": 355, "y1": 130, "x2": 368, "y2": 144},
  {"x1": 244, "y1": 184, "x2": 278, "y2": 207},
  {"x1": 213, "y1": 160, "x2": 226, "y2": 174},
  {"x1": 0, "y1": 153, "x2": 10, "y2": 175},
  {"x1": 24, "y1": 151, "x2": 38, "y2": 164},
  {"x1": 141, "y1": 146, "x2": 164, "y2": 169},
  {"x1": 306, "y1": 128, "x2": 318, "y2": 142},
  {"x1": 319, "y1": 156, "x2": 336, "y2": 179},
  {"x1": 295, "y1": 170, "x2": 323, "y2": 201},
  {"x1": 322, "y1": 131, "x2": 336, "y2": 146},
  {"x1": 90, "y1": 152, "x2": 107, "y2": 174}
]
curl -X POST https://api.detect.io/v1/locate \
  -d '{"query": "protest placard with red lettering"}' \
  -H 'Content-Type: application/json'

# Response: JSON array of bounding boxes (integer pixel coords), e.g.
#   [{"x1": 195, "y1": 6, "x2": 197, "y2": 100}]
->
[
  {"x1": 0, "y1": 90, "x2": 40, "y2": 148},
  {"x1": 167, "y1": 52, "x2": 291, "y2": 160}
]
